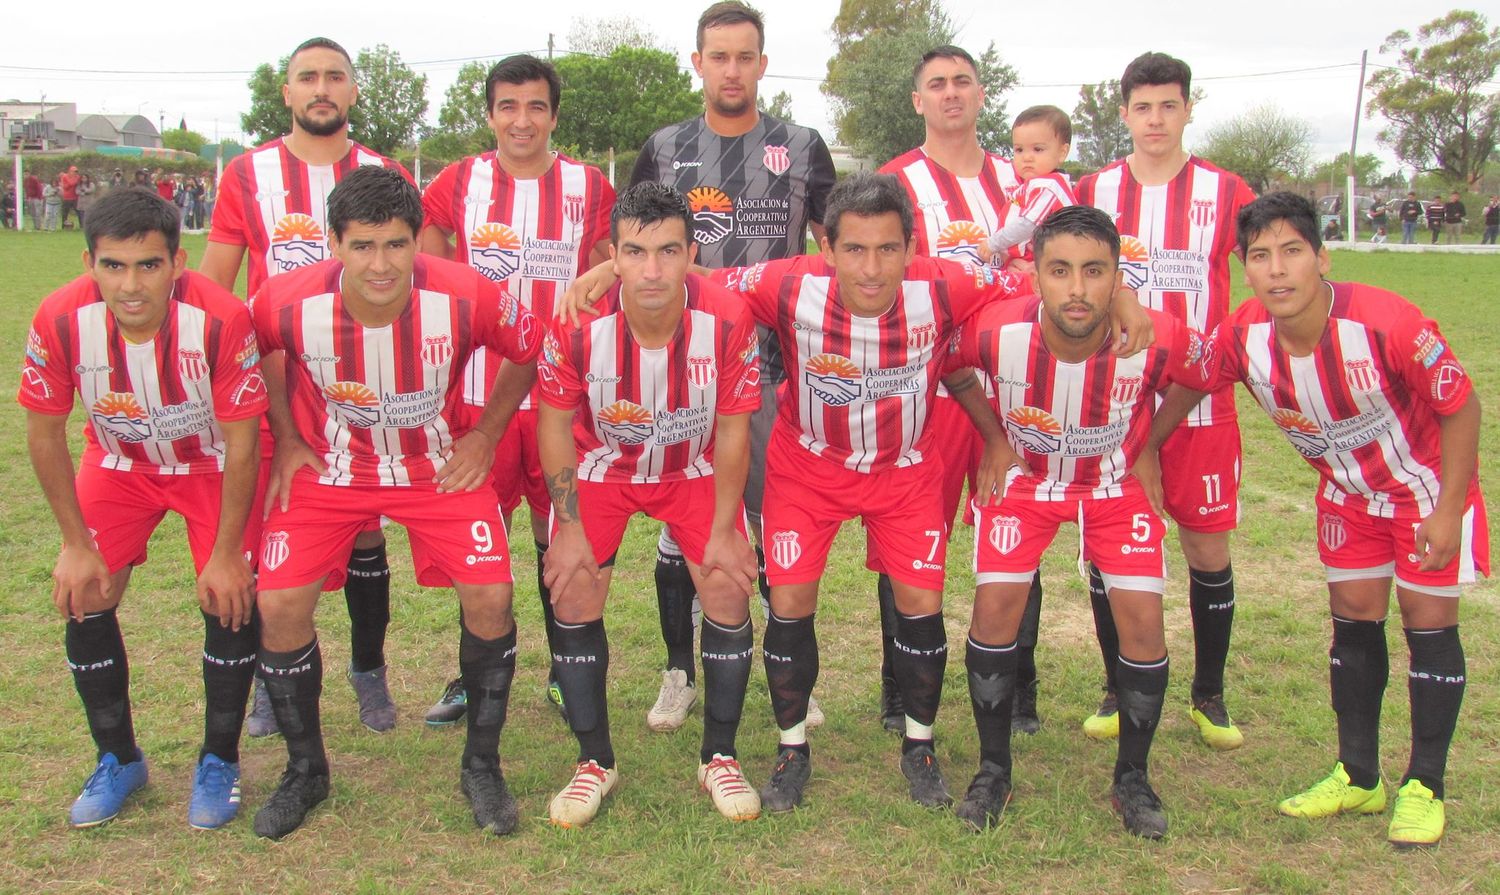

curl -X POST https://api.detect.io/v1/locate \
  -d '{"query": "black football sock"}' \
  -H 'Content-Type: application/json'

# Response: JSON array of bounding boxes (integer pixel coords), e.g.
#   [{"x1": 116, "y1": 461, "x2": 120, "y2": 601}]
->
[
  {"x1": 1329, "y1": 616, "x2": 1387, "y2": 789},
  {"x1": 1403, "y1": 625, "x2": 1465, "y2": 800},
  {"x1": 655, "y1": 545, "x2": 697, "y2": 685},
  {"x1": 1015, "y1": 573, "x2": 1043, "y2": 687},
  {"x1": 200, "y1": 611, "x2": 257, "y2": 763},
  {"x1": 534, "y1": 543, "x2": 560, "y2": 674},
  {"x1": 66, "y1": 609, "x2": 137, "y2": 764},
  {"x1": 966, "y1": 636, "x2": 1018, "y2": 771},
  {"x1": 877, "y1": 573, "x2": 898, "y2": 683},
  {"x1": 1088, "y1": 565, "x2": 1119, "y2": 692},
  {"x1": 763, "y1": 612, "x2": 818, "y2": 739},
  {"x1": 755, "y1": 545, "x2": 771, "y2": 620},
  {"x1": 259, "y1": 639, "x2": 328, "y2": 776},
  {"x1": 1188, "y1": 565, "x2": 1235, "y2": 699},
  {"x1": 552, "y1": 618, "x2": 613, "y2": 768},
  {"x1": 344, "y1": 545, "x2": 391, "y2": 673},
  {"x1": 459, "y1": 624, "x2": 517, "y2": 771},
  {"x1": 700, "y1": 616, "x2": 754, "y2": 763},
  {"x1": 1114, "y1": 654, "x2": 1168, "y2": 782},
  {"x1": 892, "y1": 611, "x2": 947, "y2": 753}
]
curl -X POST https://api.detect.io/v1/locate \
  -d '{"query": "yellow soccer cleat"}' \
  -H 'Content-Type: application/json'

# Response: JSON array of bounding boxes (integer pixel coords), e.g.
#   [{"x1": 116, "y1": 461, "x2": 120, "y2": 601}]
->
[
  {"x1": 1081, "y1": 690, "x2": 1120, "y2": 741},
  {"x1": 1388, "y1": 779, "x2": 1444, "y2": 849},
  {"x1": 1279, "y1": 763, "x2": 1387, "y2": 818},
  {"x1": 1188, "y1": 695, "x2": 1245, "y2": 751}
]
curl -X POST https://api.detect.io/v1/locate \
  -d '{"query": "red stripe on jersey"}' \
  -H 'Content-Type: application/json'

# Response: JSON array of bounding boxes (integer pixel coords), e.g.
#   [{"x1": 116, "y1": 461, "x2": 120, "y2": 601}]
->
[{"x1": 879, "y1": 149, "x2": 1014, "y2": 265}]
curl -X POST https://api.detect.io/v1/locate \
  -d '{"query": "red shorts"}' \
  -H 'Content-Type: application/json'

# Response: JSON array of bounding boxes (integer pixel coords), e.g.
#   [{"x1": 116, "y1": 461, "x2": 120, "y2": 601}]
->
[
  {"x1": 761, "y1": 426, "x2": 947, "y2": 590},
  {"x1": 556, "y1": 476, "x2": 747, "y2": 566},
  {"x1": 1160, "y1": 422, "x2": 1241, "y2": 532},
  {"x1": 929, "y1": 392, "x2": 983, "y2": 530},
  {"x1": 1317, "y1": 489, "x2": 1490, "y2": 595},
  {"x1": 76, "y1": 463, "x2": 259, "y2": 574},
  {"x1": 973, "y1": 488, "x2": 1167, "y2": 589},
  {"x1": 461, "y1": 405, "x2": 547, "y2": 519},
  {"x1": 257, "y1": 474, "x2": 511, "y2": 591}
]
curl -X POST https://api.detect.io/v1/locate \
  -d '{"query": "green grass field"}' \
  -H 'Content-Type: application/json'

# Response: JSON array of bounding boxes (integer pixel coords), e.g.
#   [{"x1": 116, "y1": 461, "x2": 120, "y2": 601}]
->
[{"x1": 0, "y1": 229, "x2": 1496, "y2": 894}]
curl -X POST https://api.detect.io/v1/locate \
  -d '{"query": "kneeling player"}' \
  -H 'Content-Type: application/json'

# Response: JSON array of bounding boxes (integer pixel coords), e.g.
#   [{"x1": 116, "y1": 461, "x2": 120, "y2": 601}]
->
[
  {"x1": 951, "y1": 206, "x2": 1212, "y2": 838},
  {"x1": 539, "y1": 183, "x2": 761, "y2": 826},
  {"x1": 20, "y1": 187, "x2": 266, "y2": 830},
  {"x1": 1141, "y1": 192, "x2": 1487, "y2": 848},
  {"x1": 249, "y1": 167, "x2": 540, "y2": 839}
]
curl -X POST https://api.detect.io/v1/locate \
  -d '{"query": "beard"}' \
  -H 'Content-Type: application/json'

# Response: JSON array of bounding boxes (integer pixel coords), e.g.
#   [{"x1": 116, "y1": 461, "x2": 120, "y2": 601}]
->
[
  {"x1": 294, "y1": 107, "x2": 348, "y2": 138},
  {"x1": 1046, "y1": 302, "x2": 1108, "y2": 342},
  {"x1": 707, "y1": 90, "x2": 753, "y2": 119}
]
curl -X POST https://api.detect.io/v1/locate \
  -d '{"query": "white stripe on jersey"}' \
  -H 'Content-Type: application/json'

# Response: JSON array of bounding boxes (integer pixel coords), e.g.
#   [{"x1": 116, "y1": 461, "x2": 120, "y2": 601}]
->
[
  {"x1": 579, "y1": 314, "x2": 623, "y2": 480},
  {"x1": 250, "y1": 149, "x2": 292, "y2": 274}
]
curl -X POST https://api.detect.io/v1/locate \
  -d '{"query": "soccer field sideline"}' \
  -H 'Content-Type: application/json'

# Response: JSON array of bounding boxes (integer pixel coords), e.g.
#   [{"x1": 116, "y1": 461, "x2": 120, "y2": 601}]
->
[{"x1": 0, "y1": 230, "x2": 1497, "y2": 893}]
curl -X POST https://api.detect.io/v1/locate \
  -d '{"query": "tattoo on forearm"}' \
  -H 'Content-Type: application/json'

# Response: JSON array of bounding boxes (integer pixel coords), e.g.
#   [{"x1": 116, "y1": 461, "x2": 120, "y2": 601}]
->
[{"x1": 546, "y1": 468, "x2": 580, "y2": 522}]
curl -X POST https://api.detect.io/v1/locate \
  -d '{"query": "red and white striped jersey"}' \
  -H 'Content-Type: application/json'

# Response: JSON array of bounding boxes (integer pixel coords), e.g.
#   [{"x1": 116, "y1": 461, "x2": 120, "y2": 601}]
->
[
  {"x1": 539, "y1": 274, "x2": 759, "y2": 484},
  {"x1": 712, "y1": 254, "x2": 1016, "y2": 473},
  {"x1": 1205, "y1": 281, "x2": 1475, "y2": 520},
  {"x1": 209, "y1": 137, "x2": 413, "y2": 298},
  {"x1": 998, "y1": 172, "x2": 1076, "y2": 261},
  {"x1": 421, "y1": 152, "x2": 614, "y2": 409},
  {"x1": 879, "y1": 148, "x2": 1018, "y2": 267},
  {"x1": 951, "y1": 300, "x2": 1209, "y2": 500},
  {"x1": 1076, "y1": 156, "x2": 1254, "y2": 427},
  {"x1": 252, "y1": 255, "x2": 541, "y2": 488},
  {"x1": 19, "y1": 271, "x2": 268, "y2": 474}
]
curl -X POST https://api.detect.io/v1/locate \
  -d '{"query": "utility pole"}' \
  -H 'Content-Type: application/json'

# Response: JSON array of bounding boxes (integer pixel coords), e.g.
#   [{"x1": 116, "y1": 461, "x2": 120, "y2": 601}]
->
[
  {"x1": 548, "y1": 33, "x2": 554, "y2": 60},
  {"x1": 1346, "y1": 50, "x2": 1368, "y2": 242}
]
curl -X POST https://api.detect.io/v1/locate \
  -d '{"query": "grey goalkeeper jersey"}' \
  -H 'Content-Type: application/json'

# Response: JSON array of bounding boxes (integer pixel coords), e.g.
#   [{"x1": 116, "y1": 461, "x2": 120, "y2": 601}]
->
[{"x1": 632, "y1": 113, "x2": 836, "y2": 382}]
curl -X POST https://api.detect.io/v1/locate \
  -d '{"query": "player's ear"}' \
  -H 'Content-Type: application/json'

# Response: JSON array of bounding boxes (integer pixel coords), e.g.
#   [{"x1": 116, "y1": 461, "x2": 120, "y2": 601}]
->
[
  {"x1": 819, "y1": 234, "x2": 834, "y2": 262},
  {"x1": 691, "y1": 51, "x2": 704, "y2": 77},
  {"x1": 1060, "y1": 142, "x2": 1071, "y2": 162},
  {"x1": 172, "y1": 247, "x2": 189, "y2": 278},
  {"x1": 1316, "y1": 246, "x2": 1330, "y2": 277},
  {"x1": 81, "y1": 248, "x2": 94, "y2": 272},
  {"x1": 756, "y1": 54, "x2": 769, "y2": 80},
  {"x1": 687, "y1": 242, "x2": 699, "y2": 266},
  {"x1": 282, "y1": 81, "x2": 293, "y2": 110}
]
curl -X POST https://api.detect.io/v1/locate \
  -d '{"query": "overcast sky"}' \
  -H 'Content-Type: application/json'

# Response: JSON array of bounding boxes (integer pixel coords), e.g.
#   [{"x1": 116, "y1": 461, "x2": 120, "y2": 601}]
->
[{"x1": 3, "y1": 0, "x2": 1479, "y2": 175}]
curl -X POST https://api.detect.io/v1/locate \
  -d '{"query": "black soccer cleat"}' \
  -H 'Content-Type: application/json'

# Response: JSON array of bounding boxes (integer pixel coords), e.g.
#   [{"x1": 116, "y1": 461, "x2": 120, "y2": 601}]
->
[
  {"x1": 955, "y1": 760, "x2": 1013, "y2": 831},
  {"x1": 761, "y1": 748, "x2": 811, "y2": 813},
  {"x1": 900, "y1": 743, "x2": 953, "y2": 808},
  {"x1": 461, "y1": 763, "x2": 519, "y2": 836},
  {"x1": 1011, "y1": 679, "x2": 1041, "y2": 735},
  {"x1": 1111, "y1": 769, "x2": 1168, "y2": 839},
  {"x1": 253, "y1": 765, "x2": 330, "y2": 840}
]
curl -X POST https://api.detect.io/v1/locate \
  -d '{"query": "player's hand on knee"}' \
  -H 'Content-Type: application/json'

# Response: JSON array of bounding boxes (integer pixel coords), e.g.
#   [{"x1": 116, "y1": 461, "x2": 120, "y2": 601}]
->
[
  {"x1": 266, "y1": 438, "x2": 328, "y2": 517},
  {"x1": 52, "y1": 543, "x2": 112, "y2": 622},
  {"x1": 700, "y1": 530, "x2": 758, "y2": 598},
  {"x1": 1109, "y1": 285, "x2": 1155, "y2": 356},
  {"x1": 975, "y1": 436, "x2": 1022, "y2": 508},
  {"x1": 197, "y1": 549, "x2": 255, "y2": 630},
  {"x1": 1130, "y1": 448, "x2": 1166, "y2": 520},
  {"x1": 542, "y1": 525, "x2": 599, "y2": 604},
  {"x1": 436, "y1": 430, "x2": 495, "y2": 493},
  {"x1": 1415, "y1": 508, "x2": 1462, "y2": 571}
]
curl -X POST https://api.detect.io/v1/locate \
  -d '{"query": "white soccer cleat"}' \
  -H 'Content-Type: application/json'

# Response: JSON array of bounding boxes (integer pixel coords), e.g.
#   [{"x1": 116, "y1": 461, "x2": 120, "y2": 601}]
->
[
  {"x1": 647, "y1": 669, "x2": 697, "y2": 732},
  {"x1": 806, "y1": 695, "x2": 825, "y2": 730},
  {"x1": 549, "y1": 759, "x2": 618, "y2": 828},
  {"x1": 698, "y1": 754, "x2": 761, "y2": 821}
]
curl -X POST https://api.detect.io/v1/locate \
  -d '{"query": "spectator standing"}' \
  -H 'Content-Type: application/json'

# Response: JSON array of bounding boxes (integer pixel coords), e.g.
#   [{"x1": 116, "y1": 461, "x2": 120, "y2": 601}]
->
[
  {"x1": 134, "y1": 169, "x2": 152, "y2": 188},
  {"x1": 155, "y1": 170, "x2": 175, "y2": 201},
  {"x1": 190, "y1": 177, "x2": 206, "y2": 230},
  {"x1": 58, "y1": 165, "x2": 82, "y2": 229},
  {"x1": 1398, "y1": 191, "x2": 1423, "y2": 244},
  {"x1": 1443, "y1": 191, "x2": 1466, "y2": 244},
  {"x1": 42, "y1": 176, "x2": 62, "y2": 230},
  {"x1": 75, "y1": 173, "x2": 97, "y2": 225},
  {"x1": 202, "y1": 174, "x2": 216, "y2": 225},
  {"x1": 109, "y1": 169, "x2": 126, "y2": 189},
  {"x1": 3, "y1": 182, "x2": 15, "y2": 228},
  {"x1": 24, "y1": 172, "x2": 44, "y2": 230},
  {"x1": 1368, "y1": 195, "x2": 1388, "y2": 243},
  {"x1": 1425, "y1": 195, "x2": 1444, "y2": 244},
  {"x1": 1482, "y1": 196, "x2": 1499, "y2": 245}
]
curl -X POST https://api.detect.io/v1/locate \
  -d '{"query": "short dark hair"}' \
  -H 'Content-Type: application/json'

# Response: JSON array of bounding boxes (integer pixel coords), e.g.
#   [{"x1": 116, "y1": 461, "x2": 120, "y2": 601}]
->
[
  {"x1": 823, "y1": 173, "x2": 914, "y2": 246},
  {"x1": 287, "y1": 37, "x2": 354, "y2": 76},
  {"x1": 1032, "y1": 205, "x2": 1120, "y2": 263},
  {"x1": 326, "y1": 166, "x2": 422, "y2": 240},
  {"x1": 610, "y1": 182, "x2": 693, "y2": 245},
  {"x1": 84, "y1": 187, "x2": 181, "y2": 256},
  {"x1": 697, "y1": 1, "x2": 764, "y2": 52},
  {"x1": 1013, "y1": 105, "x2": 1072, "y2": 144},
  {"x1": 1235, "y1": 191, "x2": 1321, "y2": 256},
  {"x1": 912, "y1": 45, "x2": 978, "y2": 87},
  {"x1": 1120, "y1": 51, "x2": 1191, "y2": 105},
  {"x1": 485, "y1": 55, "x2": 561, "y2": 117}
]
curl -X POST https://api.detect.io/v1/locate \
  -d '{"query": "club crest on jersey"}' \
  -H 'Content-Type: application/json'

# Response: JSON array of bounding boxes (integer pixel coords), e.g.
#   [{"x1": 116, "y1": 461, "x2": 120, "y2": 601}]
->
[
  {"x1": 177, "y1": 348, "x2": 208, "y2": 382},
  {"x1": 324, "y1": 381, "x2": 381, "y2": 428},
  {"x1": 804, "y1": 354, "x2": 862, "y2": 406},
  {"x1": 468, "y1": 223, "x2": 522, "y2": 282},
  {"x1": 686, "y1": 187, "x2": 735, "y2": 245},
  {"x1": 91, "y1": 393, "x2": 151, "y2": 443},
  {"x1": 1118, "y1": 236, "x2": 1149, "y2": 291},
  {"x1": 270, "y1": 214, "x2": 327, "y2": 272},
  {"x1": 1432, "y1": 359, "x2": 1466, "y2": 404},
  {"x1": 597, "y1": 400, "x2": 653, "y2": 445},
  {"x1": 1344, "y1": 358, "x2": 1380, "y2": 393},
  {"x1": 1319, "y1": 513, "x2": 1347, "y2": 552},
  {"x1": 770, "y1": 530, "x2": 802, "y2": 569},
  {"x1": 734, "y1": 365, "x2": 761, "y2": 402},
  {"x1": 1111, "y1": 375, "x2": 1143, "y2": 405},
  {"x1": 1004, "y1": 407, "x2": 1063, "y2": 454},
  {"x1": 422, "y1": 335, "x2": 453, "y2": 368},
  {"x1": 988, "y1": 515, "x2": 1022, "y2": 555},
  {"x1": 233, "y1": 372, "x2": 266, "y2": 406},
  {"x1": 1270, "y1": 408, "x2": 1328, "y2": 458},
  {"x1": 1190, "y1": 199, "x2": 1216, "y2": 229},
  {"x1": 935, "y1": 221, "x2": 989, "y2": 268},
  {"x1": 686, "y1": 355, "x2": 717, "y2": 389},
  {"x1": 563, "y1": 193, "x2": 586, "y2": 225},
  {"x1": 261, "y1": 531, "x2": 290, "y2": 571},
  {"x1": 763, "y1": 145, "x2": 791, "y2": 176},
  {"x1": 908, "y1": 321, "x2": 937, "y2": 351}
]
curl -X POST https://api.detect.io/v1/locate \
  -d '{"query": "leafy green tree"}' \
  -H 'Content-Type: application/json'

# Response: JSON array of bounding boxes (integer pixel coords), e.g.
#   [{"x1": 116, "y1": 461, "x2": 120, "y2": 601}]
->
[
  {"x1": 350, "y1": 44, "x2": 429, "y2": 156},
  {"x1": 426, "y1": 60, "x2": 495, "y2": 160},
  {"x1": 162, "y1": 129, "x2": 208, "y2": 154},
  {"x1": 1072, "y1": 80, "x2": 1131, "y2": 170},
  {"x1": 240, "y1": 58, "x2": 290, "y2": 146},
  {"x1": 1367, "y1": 10, "x2": 1500, "y2": 186},
  {"x1": 758, "y1": 90, "x2": 797, "y2": 123},
  {"x1": 1194, "y1": 104, "x2": 1313, "y2": 194},
  {"x1": 566, "y1": 15, "x2": 668, "y2": 55},
  {"x1": 552, "y1": 46, "x2": 700, "y2": 155},
  {"x1": 1307, "y1": 152, "x2": 1406, "y2": 191}
]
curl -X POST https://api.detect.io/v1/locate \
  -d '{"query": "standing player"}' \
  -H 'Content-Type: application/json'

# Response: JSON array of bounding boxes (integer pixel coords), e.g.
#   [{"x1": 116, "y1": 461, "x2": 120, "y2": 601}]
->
[
  {"x1": 948, "y1": 206, "x2": 1211, "y2": 838},
  {"x1": 417, "y1": 54, "x2": 615, "y2": 726},
  {"x1": 627, "y1": 0, "x2": 836, "y2": 731},
  {"x1": 248, "y1": 168, "x2": 540, "y2": 839},
  {"x1": 1140, "y1": 192, "x2": 1486, "y2": 848},
  {"x1": 200, "y1": 37, "x2": 414, "y2": 736},
  {"x1": 20, "y1": 188, "x2": 266, "y2": 830},
  {"x1": 879, "y1": 45, "x2": 1043, "y2": 736},
  {"x1": 1075, "y1": 51, "x2": 1255, "y2": 750},
  {"x1": 538, "y1": 183, "x2": 762, "y2": 827}
]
